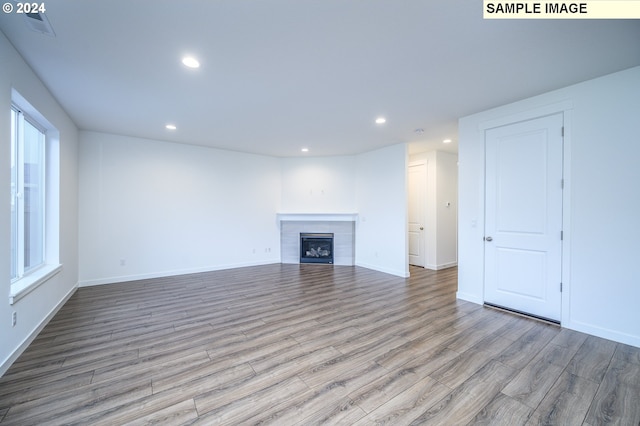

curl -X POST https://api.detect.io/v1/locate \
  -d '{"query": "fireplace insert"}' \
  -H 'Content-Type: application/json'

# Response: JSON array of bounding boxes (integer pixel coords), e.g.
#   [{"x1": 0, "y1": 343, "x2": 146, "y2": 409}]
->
[{"x1": 300, "y1": 233, "x2": 334, "y2": 264}]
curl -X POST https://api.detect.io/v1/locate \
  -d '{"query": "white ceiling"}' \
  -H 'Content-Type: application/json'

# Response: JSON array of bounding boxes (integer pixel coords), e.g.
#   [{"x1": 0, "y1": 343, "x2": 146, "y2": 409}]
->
[{"x1": 1, "y1": 1, "x2": 639, "y2": 157}]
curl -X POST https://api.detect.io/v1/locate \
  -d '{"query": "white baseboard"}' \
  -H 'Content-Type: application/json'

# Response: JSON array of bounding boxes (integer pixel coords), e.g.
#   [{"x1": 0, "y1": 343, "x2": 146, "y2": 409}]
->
[
  {"x1": 79, "y1": 260, "x2": 280, "y2": 287},
  {"x1": 425, "y1": 261, "x2": 458, "y2": 271},
  {"x1": 355, "y1": 262, "x2": 410, "y2": 278},
  {"x1": 1, "y1": 282, "x2": 78, "y2": 377},
  {"x1": 565, "y1": 319, "x2": 640, "y2": 349},
  {"x1": 456, "y1": 291, "x2": 484, "y2": 305}
]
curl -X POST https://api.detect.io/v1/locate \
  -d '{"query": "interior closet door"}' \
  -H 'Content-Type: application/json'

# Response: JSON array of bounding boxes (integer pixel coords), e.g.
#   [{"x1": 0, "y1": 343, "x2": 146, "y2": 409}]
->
[{"x1": 484, "y1": 113, "x2": 563, "y2": 321}]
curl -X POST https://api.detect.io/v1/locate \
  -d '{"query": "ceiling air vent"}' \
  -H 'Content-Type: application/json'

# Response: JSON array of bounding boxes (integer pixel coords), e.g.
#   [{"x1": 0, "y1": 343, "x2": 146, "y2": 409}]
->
[{"x1": 23, "y1": 11, "x2": 55, "y2": 37}]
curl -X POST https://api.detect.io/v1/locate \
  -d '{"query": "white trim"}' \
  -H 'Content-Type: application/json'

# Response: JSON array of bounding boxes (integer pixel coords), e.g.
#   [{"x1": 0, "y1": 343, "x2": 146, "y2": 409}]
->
[
  {"x1": 9, "y1": 264, "x2": 63, "y2": 305},
  {"x1": 277, "y1": 213, "x2": 358, "y2": 222},
  {"x1": 425, "y1": 262, "x2": 458, "y2": 271},
  {"x1": 1, "y1": 282, "x2": 77, "y2": 377},
  {"x1": 456, "y1": 291, "x2": 484, "y2": 305},
  {"x1": 477, "y1": 100, "x2": 574, "y2": 131},
  {"x1": 560, "y1": 109, "x2": 573, "y2": 327},
  {"x1": 565, "y1": 319, "x2": 640, "y2": 348},
  {"x1": 79, "y1": 260, "x2": 279, "y2": 287},
  {"x1": 355, "y1": 261, "x2": 410, "y2": 278}
]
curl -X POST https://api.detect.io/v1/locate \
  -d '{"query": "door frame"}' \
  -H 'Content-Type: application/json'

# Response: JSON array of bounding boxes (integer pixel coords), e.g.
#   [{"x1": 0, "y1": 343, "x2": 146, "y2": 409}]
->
[{"x1": 478, "y1": 101, "x2": 573, "y2": 326}]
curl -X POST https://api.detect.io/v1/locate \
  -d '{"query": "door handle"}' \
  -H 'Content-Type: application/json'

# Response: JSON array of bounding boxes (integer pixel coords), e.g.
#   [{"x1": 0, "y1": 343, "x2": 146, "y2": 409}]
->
[
  {"x1": 485, "y1": 236, "x2": 493, "y2": 242},
  {"x1": 420, "y1": 227, "x2": 424, "y2": 230}
]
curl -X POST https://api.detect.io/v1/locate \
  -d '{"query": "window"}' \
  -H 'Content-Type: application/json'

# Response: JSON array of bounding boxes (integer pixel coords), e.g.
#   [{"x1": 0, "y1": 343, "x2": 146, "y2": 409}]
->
[
  {"x1": 9, "y1": 90, "x2": 61, "y2": 304},
  {"x1": 11, "y1": 106, "x2": 46, "y2": 281}
]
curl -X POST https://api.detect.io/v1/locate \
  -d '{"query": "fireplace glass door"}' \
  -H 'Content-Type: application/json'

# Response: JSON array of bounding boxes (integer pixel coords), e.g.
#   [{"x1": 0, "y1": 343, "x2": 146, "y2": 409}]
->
[{"x1": 300, "y1": 233, "x2": 334, "y2": 264}]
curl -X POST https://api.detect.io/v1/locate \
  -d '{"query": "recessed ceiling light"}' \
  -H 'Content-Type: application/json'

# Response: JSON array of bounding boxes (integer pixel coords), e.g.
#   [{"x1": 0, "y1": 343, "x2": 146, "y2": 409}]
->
[
  {"x1": 165, "y1": 124, "x2": 177, "y2": 130},
  {"x1": 375, "y1": 117, "x2": 386, "y2": 124},
  {"x1": 414, "y1": 128, "x2": 425, "y2": 134},
  {"x1": 301, "y1": 148, "x2": 309, "y2": 152},
  {"x1": 443, "y1": 139, "x2": 452, "y2": 144},
  {"x1": 181, "y1": 56, "x2": 200, "y2": 69}
]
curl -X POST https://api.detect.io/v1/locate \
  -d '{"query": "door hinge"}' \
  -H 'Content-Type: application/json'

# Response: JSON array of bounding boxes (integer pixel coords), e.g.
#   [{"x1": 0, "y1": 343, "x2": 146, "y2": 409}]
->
[
  {"x1": 560, "y1": 282, "x2": 563, "y2": 292},
  {"x1": 560, "y1": 231, "x2": 563, "y2": 240},
  {"x1": 561, "y1": 179, "x2": 564, "y2": 189},
  {"x1": 561, "y1": 126, "x2": 565, "y2": 137}
]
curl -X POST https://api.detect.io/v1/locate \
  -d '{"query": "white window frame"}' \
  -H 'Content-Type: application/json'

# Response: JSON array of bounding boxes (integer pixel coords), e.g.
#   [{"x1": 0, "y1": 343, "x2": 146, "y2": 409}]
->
[
  {"x1": 11, "y1": 105, "x2": 47, "y2": 280},
  {"x1": 9, "y1": 90, "x2": 62, "y2": 305}
]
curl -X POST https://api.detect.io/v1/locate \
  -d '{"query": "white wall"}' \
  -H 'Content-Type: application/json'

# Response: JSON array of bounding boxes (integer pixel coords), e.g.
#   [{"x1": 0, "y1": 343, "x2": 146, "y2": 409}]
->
[
  {"x1": 458, "y1": 66, "x2": 640, "y2": 347},
  {"x1": 280, "y1": 156, "x2": 356, "y2": 213},
  {"x1": 356, "y1": 144, "x2": 409, "y2": 277},
  {"x1": 0, "y1": 32, "x2": 79, "y2": 374},
  {"x1": 79, "y1": 134, "x2": 411, "y2": 285},
  {"x1": 78, "y1": 131, "x2": 281, "y2": 285},
  {"x1": 435, "y1": 151, "x2": 458, "y2": 269}
]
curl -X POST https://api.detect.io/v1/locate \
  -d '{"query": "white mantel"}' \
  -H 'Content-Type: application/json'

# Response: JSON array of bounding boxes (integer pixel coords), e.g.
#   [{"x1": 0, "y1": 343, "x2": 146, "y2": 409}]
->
[{"x1": 277, "y1": 213, "x2": 358, "y2": 222}]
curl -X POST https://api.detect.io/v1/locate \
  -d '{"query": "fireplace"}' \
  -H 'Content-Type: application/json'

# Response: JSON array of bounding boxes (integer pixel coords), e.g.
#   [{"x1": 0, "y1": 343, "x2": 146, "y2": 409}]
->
[
  {"x1": 278, "y1": 216, "x2": 355, "y2": 265},
  {"x1": 300, "y1": 233, "x2": 334, "y2": 264}
]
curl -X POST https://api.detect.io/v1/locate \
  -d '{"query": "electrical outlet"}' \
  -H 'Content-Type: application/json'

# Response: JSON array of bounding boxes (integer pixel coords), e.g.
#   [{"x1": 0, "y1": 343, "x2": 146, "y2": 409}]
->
[
  {"x1": 120, "y1": 259, "x2": 126, "y2": 266},
  {"x1": 12, "y1": 311, "x2": 17, "y2": 327}
]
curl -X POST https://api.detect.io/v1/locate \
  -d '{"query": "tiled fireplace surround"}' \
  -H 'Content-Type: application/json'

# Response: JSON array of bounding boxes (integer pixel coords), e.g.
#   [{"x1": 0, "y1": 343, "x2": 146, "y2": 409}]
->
[{"x1": 277, "y1": 214, "x2": 357, "y2": 265}]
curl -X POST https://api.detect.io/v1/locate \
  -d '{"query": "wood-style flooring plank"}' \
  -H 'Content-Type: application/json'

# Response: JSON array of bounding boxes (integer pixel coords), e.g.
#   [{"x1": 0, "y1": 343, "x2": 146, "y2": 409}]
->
[
  {"x1": 495, "y1": 324, "x2": 560, "y2": 370},
  {"x1": 193, "y1": 375, "x2": 310, "y2": 424},
  {"x1": 121, "y1": 399, "x2": 198, "y2": 426},
  {"x1": 408, "y1": 359, "x2": 517, "y2": 425},
  {"x1": 351, "y1": 376, "x2": 452, "y2": 426},
  {"x1": 353, "y1": 345, "x2": 459, "y2": 414},
  {"x1": 614, "y1": 342, "x2": 640, "y2": 365},
  {"x1": 565, "y1": 335, "x2": 617, "y2": 383},
  {"x1": 467, "y1": 392, "x2": 533, "y2": 426},
  {"x1": 501, "y1": 352, "x2": 565, "y2": 408},
  {"x1": 526, "y1": 371, "x2": 599, "y2": 426},
  {"x1": 584, "y1": 354, "x2": 640, "y2": 425}
]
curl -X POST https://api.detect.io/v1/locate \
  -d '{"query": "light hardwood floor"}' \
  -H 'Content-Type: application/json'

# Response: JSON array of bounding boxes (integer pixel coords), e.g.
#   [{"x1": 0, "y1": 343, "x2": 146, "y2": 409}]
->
[{"x1": 1, "y1": 264, "x2": 639, "y2": 425}]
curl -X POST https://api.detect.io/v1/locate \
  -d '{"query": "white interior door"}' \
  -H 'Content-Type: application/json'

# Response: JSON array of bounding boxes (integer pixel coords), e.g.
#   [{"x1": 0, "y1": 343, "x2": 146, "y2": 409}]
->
[
  {"x1": 484, "y1": 113, "x2": 563, "y2": 322},
  {"x1": 408, "y1": 163, "x2": 426, "y2": 267}
]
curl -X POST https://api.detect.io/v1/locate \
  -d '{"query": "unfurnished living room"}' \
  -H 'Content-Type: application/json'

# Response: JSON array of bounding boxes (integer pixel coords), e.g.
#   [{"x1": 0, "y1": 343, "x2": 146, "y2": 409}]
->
[{"x1": 1, "y1": 2, "x2": 640, "y2": 425}]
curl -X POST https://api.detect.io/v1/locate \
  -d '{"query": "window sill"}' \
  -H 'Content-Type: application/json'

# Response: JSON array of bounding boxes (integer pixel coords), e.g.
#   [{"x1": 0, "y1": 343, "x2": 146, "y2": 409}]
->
[{"x1": 10, "y1": 264, "x2": 63, "y2": 305}]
